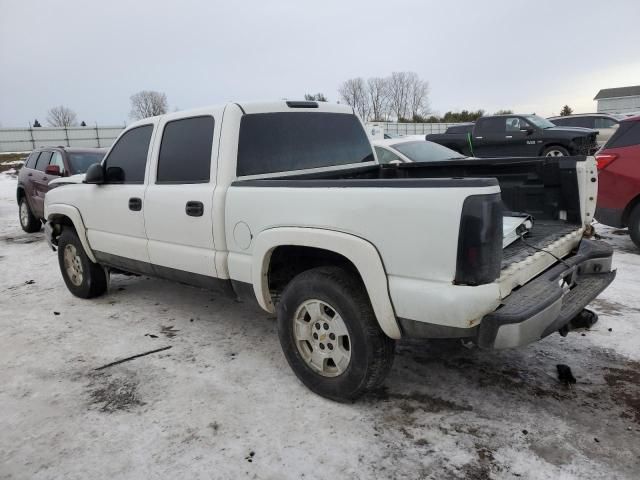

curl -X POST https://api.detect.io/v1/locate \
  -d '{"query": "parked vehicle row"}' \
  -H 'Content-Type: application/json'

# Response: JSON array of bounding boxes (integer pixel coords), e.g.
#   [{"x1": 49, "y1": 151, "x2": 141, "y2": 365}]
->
[
  {"x1": 39, "y1": 100, "x2": 614, "y2": 401},
  {"x1": 426, "y1": 114, "x2": 599, "y2": 158}
]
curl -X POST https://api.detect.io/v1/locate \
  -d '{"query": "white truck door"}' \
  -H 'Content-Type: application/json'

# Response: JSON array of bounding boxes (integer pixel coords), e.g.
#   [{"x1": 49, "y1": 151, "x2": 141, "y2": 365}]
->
[
  {"x1": 143, "y1": 113, "x2": 220, "y2": 279},
  {"x1": 82, "y1": 124, "x2": 154, "y2": 265}
]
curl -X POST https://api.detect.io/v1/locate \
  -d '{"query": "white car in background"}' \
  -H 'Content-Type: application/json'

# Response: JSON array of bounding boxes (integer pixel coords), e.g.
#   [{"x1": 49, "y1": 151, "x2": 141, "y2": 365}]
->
[{"x1": 373, "y1": 137, "x2": 468, "y2": 164}]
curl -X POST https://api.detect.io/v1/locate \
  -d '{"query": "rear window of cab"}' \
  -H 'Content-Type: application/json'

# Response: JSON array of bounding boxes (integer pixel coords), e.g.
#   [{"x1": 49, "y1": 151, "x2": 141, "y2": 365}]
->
[{"x1": 237, "y1": 112, "x2": 374, "y2": 176}]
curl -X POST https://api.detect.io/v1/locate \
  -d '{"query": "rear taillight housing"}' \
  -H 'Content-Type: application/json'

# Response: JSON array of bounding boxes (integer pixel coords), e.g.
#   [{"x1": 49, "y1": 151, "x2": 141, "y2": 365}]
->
[
  {"x1": 596, "y1": 153, "x2": 618, "y2": 170},
  {"x1": 454, "y1": 194, "x2": 503, "y2": 286}
]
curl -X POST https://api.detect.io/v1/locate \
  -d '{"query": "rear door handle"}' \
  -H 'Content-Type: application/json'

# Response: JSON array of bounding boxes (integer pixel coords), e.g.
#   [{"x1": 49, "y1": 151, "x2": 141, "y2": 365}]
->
[
  {"x1": 129, "y1": 197, "x2": 142, "y2": 211},
  {"x1": 185, "y1": 201, "x2": 204, "y2": 217}
]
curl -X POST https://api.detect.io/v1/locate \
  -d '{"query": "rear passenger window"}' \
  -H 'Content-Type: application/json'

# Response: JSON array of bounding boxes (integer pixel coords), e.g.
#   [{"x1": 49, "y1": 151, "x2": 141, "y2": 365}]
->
[
  {"x1": 25, "y1": 152, "x2": 40, "y2": 169},
  {"x1": 35, "y1": 151, "x2": 52, "y2": 171},
  {"x1": 605, "y1": 122, "x2": 640, "y2": 149},
  {"x1": 156, "y1": 116, "x2": 214, "y2": 183},
  {"x1": 476, "y1": 118, "x2": 505, "y2": 134},
  {"x1": 104, "y1": 125, "x2": 153, "y2": 183}
]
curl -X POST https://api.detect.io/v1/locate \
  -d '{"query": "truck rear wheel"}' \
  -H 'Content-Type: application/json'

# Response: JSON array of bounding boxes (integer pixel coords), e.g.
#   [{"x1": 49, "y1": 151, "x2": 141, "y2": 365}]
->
[
  {"x1": 277, "y1": 266, "x2": 395, "y2": 402},
  {"x1": 629, "y1": 205, "x2": 640, "y2": 248},
  {"x1": 57, "y1": 228, "x2": 107, "y2": 298},
  {"x1": 18, "y1": 197, "x2": 41, "y2": 233}
]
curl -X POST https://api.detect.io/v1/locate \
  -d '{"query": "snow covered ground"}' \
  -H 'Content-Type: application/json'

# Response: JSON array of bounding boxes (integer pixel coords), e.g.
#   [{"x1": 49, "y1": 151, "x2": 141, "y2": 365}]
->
[{"x1": 0, "y1": 169, "x2": 638, "y2": 479}]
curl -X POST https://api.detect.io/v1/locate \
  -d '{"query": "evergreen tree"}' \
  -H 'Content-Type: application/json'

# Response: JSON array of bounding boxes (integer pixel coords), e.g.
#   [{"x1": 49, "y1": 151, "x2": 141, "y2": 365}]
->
[{"x1": 560, "y1": 105, "x2": 573, "y2": 116}]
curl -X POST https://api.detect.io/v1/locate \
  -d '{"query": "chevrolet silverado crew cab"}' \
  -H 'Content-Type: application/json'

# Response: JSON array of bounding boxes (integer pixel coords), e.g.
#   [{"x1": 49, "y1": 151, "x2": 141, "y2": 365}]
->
[
  {"x1": 426, "y1": 114, "x2": 599, "y2": 158},
  {"x1": 44, "y1": 101, "x2": 615, "y2": 401}
]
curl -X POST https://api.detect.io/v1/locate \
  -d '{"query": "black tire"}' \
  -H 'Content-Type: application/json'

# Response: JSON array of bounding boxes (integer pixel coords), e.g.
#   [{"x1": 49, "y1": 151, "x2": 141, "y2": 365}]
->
[
  {"x1": 57, "y1": 228, "x2": 107, "y2": 298},
  {"x1": 277, "y1": 266, "x2": 395, "y2": 402},
  {"x1": 542, "y1": 145, "x2": 570, "y2": 157},
  {"x1": 629, "y1": 205, "x2": 640, "y2": 248},
  {"x1": 18, "y1": 196, "x2": 41, "y2": 233}
]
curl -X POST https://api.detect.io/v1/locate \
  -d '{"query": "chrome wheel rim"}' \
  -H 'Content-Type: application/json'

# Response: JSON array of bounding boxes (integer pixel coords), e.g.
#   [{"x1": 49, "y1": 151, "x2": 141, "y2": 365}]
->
[
  {"x1": 545, "y1": 149, "x2": 565, "y2": 157},
  {"x1": 63, "y1": 244, "x2": 83, "y2": 286},
  {"x1": 19, "y1": 201, "x2": 29, "y2": 226},
  {"x1": 293, "y1": 299, "x2": 351, "y2": 377}
]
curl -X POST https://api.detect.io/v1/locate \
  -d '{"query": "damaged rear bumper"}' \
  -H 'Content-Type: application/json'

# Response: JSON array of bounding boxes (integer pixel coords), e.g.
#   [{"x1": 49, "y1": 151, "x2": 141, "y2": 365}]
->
[{"x1": 477, "y1": 239, "x2": 615, "y2": 349}]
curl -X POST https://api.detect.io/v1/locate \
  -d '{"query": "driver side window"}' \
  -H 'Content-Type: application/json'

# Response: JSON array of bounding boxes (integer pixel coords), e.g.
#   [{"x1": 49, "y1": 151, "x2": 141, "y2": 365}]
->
[
  {"x1": 104, "y1": 125, "x2": 153, "y2": 184},
  {"x1": 505, "y1": 117, "x2": 527, "y2": 132}
]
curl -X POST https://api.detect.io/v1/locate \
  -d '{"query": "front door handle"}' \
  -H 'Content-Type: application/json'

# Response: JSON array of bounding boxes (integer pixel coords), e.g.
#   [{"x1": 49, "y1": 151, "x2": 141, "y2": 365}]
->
[
  {"x1": 129, "y1": 197, "x2": 142, "y2": 211},
  {"x1": 185, "y1": 201, "x2": 204, "y2": 217}
]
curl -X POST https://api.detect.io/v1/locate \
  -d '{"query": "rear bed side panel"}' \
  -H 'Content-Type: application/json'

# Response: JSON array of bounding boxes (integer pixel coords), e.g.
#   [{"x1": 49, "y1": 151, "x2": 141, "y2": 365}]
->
[
  {"x1": 225, "y1": 182, "x2": 500, "y2": 331},
  {"x1": 225, "y1": 183, "x2": 499, "y2": 281}
]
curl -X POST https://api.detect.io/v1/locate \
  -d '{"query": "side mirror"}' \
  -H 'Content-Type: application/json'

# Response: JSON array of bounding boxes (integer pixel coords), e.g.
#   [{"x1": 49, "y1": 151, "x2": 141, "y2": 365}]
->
[
  {"x1": 84, "y1": 163, "x2": 105, "y2": 184},
  {"x1": 520, "y1": 126, "x2": 535, "y2": 135},
  {"x1": 45, "y1": 165, "x2": 61, "y2": 176}
]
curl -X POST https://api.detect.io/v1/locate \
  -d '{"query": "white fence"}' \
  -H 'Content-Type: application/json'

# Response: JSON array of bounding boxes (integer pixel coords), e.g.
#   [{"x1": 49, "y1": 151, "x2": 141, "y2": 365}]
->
[
  {"x1": 0, "y1": 126, "x2": 125, "y2": 153},
  {"x1": 0, "y1": 122, "x2": 461, "y2": 153},
  {"x1": 365, "y1": 122, "x2": 459, "y2": 137}
]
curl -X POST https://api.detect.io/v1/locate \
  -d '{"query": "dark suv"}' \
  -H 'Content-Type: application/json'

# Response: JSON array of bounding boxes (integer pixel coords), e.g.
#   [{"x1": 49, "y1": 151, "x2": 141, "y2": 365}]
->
[{"x1": 16, "y1": 146, "x2": 106, "y2": 232}]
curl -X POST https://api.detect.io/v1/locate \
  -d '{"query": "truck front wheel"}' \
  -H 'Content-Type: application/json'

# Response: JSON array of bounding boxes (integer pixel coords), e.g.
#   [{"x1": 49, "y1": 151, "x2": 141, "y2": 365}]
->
[
  {"x1": 277, "y1": 266, "x2": 395, "y2": 402},
  {"x1": 542, "y1": 145, "x2": 569, "y2": 157},
  {"x1": 57, "y1": 228, "x2": 107, "y2": 298}
]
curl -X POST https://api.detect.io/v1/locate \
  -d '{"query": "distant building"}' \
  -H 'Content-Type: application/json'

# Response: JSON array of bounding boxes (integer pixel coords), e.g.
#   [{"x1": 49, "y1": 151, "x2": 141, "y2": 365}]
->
[{"x1": 594, "y1": 85, "x2": 640, "y2": 115}]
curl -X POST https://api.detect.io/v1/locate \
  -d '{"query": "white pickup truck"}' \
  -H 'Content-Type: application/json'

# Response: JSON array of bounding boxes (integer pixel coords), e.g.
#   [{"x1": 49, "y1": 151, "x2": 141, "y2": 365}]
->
[{"x1": 44, "y1": 101, "x2": 615, "y2": 401}]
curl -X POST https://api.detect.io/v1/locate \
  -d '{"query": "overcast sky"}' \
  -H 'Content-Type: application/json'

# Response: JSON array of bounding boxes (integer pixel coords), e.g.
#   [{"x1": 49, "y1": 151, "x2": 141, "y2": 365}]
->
[{"x1": 1, "y1": 0, "x2": 639, "y2": 126}]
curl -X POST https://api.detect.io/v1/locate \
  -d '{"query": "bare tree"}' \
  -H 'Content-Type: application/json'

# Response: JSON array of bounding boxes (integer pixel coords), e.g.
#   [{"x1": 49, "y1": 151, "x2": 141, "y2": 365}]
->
[
  {"x1": 46, "y1": 106, "x2": 78, "y2": 127},
  {"x1": 338, "y1": 78, "x2": 370, "y2": 120},
  {"x1": 367, "y1": 77, "x2": 389, "y2": 121},
  {"x1": 387, "y1": 72, "x2": 412, "y2": 121},
  {"x1": 129, "y1": 90, "x2": 168, "y2": 120},
  {"x1": 407, "y1": 73, "x2": 430, "y2": 119}
]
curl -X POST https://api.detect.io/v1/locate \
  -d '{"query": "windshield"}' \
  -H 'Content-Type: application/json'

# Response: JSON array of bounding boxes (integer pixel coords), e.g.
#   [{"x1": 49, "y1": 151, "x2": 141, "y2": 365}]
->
[
  {"x1": 68, "y1": 152, "x2": 106, "y2": 174},
  {"x1": 392, "y1": 141, "x2": 466, "y2": 162},
  {"x1": 524, "y1": 115, "x2": 555, "y2": 129}
]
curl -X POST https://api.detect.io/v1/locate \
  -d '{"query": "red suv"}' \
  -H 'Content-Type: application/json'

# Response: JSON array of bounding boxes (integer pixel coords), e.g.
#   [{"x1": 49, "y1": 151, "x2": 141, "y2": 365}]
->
[
  {"x1": 595, "y1": 115, "x2": 640, "y2": 247},
  {"x1": 16, "y1": 147, "x2": 106, "y2": 232}
]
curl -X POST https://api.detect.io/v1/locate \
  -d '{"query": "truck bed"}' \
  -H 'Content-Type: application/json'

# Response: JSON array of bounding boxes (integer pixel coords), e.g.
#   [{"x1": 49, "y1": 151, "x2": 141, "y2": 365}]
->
[
  {"x1": 247, "y1": 155, "x2": 588, "y2": 273},
  {"x1": 501, "y1": 220, "x2": 580, "y2": 269}
]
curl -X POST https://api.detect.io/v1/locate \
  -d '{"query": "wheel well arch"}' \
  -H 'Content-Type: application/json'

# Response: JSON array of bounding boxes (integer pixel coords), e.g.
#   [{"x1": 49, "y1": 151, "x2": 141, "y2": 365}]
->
[
  {"x1": 16, "y1": 185, "x2": 25, "y2": 202},
  {"x1": 267, "y1": 245, "x2": 364, "y2": 303},
  {"x1": 622, "y1": 194, "x2": 640, "y2": 225},
  {"x1": 48, "y1": 213, "x2": 76, "y2": 230}
]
